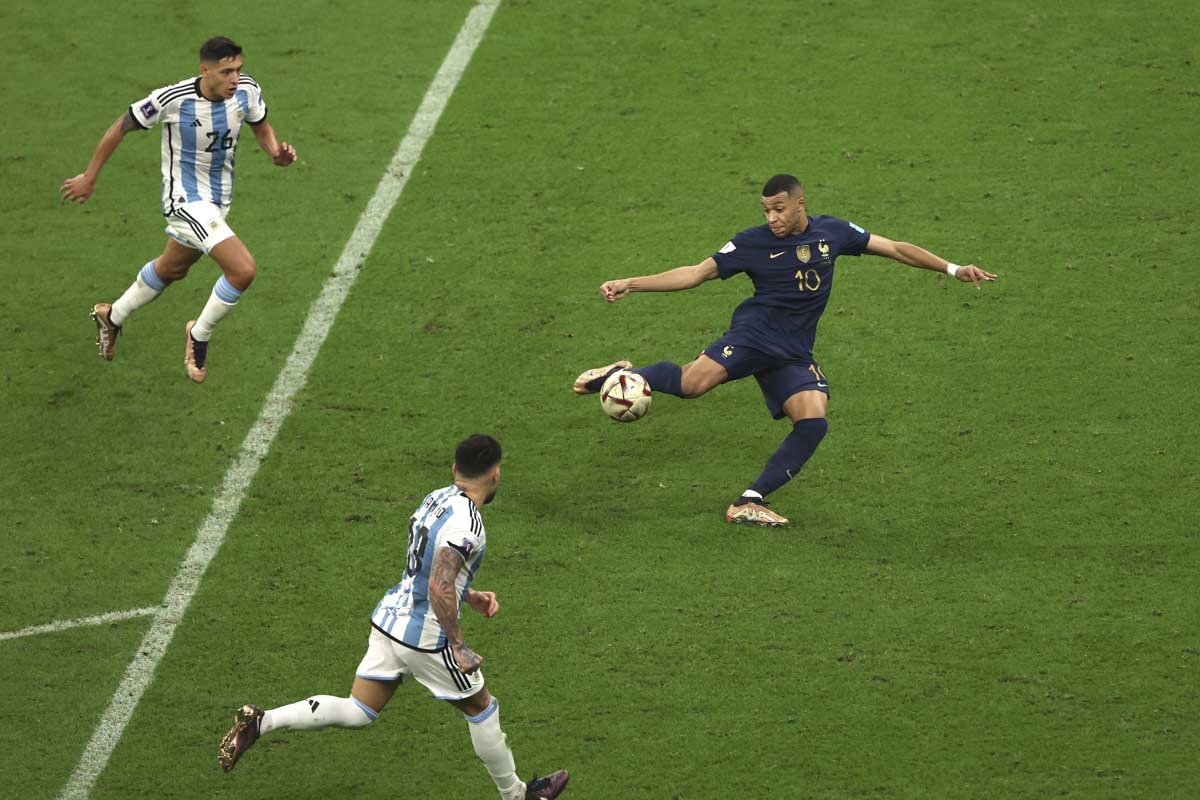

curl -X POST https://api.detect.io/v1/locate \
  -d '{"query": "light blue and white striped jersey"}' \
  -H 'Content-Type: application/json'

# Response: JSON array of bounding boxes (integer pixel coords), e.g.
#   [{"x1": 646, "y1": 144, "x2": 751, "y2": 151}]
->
[
  {"x1": 129, "y1": 76, "x2": 268, "y2": 215},
  {"x1": 370, "y1": 485, "x2": 488, "y2": 652}
]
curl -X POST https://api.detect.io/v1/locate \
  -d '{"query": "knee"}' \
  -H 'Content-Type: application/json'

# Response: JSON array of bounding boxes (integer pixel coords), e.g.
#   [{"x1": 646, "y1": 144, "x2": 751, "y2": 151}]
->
[
  {"x1": 155, "y1": 259, "x2": 189, "y2": 282},
  {"x1": 229, "y1": 256, "x2": 256, "y2": 291}
]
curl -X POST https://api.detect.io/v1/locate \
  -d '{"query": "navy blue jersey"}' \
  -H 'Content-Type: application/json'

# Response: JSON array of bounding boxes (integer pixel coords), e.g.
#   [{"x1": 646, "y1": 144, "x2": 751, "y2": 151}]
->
[{"x1": 711, "y1": 214, "x2": 870, "y2": 359}]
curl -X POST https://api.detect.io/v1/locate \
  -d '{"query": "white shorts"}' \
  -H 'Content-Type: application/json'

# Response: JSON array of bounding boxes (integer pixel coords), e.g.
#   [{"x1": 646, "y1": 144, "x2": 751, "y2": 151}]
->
[
  {"x1": 163, "y1": 201, "x2": 236, "y2": 253},
  {"x1": 356, "y1": 627, "x2": 485, "y2": 701}
]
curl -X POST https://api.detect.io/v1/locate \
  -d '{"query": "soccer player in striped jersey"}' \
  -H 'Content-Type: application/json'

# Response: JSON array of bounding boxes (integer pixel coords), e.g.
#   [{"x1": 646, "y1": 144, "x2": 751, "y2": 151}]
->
[
  {"x1": 61, "y1": 36, "x2": 297, "y2": 383},
  {"x1": 218, "y1": 435, "x2": 569, "y2": 800}
]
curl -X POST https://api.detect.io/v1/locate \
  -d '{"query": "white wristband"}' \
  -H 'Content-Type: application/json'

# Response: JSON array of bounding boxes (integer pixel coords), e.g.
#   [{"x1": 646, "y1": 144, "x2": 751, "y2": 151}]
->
[{"x1": 945, "y1": 263, "x2": 961, "y2": 277}]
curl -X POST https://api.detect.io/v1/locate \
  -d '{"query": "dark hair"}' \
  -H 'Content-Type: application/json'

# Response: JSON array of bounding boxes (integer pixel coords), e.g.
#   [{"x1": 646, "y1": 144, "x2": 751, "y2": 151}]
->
[
  {"x1": 455, "y1": 434, "x2": 502, "y2": 478},
  {"x1": 762, "y1": 174, "x2": 804, "y2": 197},
  {"x1": 200, "y1": 37, "x2": 243, "y2": 62}
]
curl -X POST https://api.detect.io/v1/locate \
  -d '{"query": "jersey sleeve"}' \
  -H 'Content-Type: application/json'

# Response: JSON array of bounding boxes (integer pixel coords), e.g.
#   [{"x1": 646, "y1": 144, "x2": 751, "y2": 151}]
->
[
  {"x1": 240, "y1": 77, "x2": 268, "y2": 124},
  {"x1": 711, "y1": 230, "x2": 755, "y2": 279},
  {"x1": 838, "y1": 218, "x2": 872, "y2": 257},
  {"x1": 435, "y1": 502, "x2": 483, "y2": 562},
  {"x1": 129, "y1": 87, "x2": 172, "y2": 129}
]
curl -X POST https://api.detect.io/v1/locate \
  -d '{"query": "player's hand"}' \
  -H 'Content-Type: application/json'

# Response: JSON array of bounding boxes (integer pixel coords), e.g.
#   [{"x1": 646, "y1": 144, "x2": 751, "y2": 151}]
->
[
  {"x1": 452, "y1": 642, "x2": 483, "y2": 674},
  {"x1": 601, "y1": 279, "x2": 631, "y2": 302},
  {"x1": 272, "y1": 142, "x2": 296, "y2": 167},
  {"x1": 60, "y1": 173, "x2": 96, "y2": 204},
  {"x1": 954, "y1": 264, "x2": 997, "y2": 289},
  {"x1": 466, "y1": 589, "x2": 499, "y2": 618}
]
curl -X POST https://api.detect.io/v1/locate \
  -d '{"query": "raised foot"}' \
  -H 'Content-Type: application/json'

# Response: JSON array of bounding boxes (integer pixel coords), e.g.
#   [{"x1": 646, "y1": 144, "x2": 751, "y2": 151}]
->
[
  {"x1": 91, "y1": 303, "x2": 120, "y2": 361},
  {"x1": 525, "y1": 769, "x2": 570, "y2": 799},
  {"x1": 572, "y1": 360, "x2": 632, "y2": 395},
  {"x1": 184, "y1": 320, "x2": 208, "y2": 384},
  {"x1": 218, "y1": 704, "x2": 263, "y2": 773}
]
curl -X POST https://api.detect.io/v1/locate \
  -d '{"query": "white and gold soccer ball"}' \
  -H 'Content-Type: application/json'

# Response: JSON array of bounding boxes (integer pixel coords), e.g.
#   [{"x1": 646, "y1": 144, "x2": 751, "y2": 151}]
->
[{"x1": 599, "y1": 369, "x2": 652, "y2": 422}]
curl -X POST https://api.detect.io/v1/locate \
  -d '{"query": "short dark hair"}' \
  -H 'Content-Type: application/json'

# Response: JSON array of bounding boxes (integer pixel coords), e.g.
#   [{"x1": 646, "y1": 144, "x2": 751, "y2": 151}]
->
[
  {"x1": 455, "y1": 434, "x2": 502, "y2": 478},
  {"x1": 200, "y1": 37, "x2": 242, "y2": 63},
  {"x1": 762, "y1": 174, "x2": 804, "y2": 197}
]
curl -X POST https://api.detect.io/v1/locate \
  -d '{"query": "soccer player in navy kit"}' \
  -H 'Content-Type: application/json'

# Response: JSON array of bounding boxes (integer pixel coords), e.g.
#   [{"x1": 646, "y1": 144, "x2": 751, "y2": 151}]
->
[{"x1": 574, "y1": 174, "x2": 996, "y2": 526}]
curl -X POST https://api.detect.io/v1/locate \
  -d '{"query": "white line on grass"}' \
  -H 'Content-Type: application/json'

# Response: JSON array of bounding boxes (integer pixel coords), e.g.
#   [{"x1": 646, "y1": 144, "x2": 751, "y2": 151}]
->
[
  {"x1": 59, "y1": 3, "x2": 501, "y2": 797},
  {"x1": 0, "y1": 607, "x2": 158, "y2": 642}
]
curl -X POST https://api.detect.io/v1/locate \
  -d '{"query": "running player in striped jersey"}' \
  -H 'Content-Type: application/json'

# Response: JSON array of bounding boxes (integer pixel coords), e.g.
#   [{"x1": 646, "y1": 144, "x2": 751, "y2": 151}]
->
[
  {"x1": 61, "y1": 36, "x2": 297, "y2": 383},
  {"x1": 218, "y1": 435, "x2": 569, "y2": 800}
]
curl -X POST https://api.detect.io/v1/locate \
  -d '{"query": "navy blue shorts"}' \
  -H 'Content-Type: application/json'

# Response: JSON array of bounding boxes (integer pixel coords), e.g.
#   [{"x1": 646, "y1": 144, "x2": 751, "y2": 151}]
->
[{"x1": 701, "y1": 337, "x2": 828, "y2": 420}]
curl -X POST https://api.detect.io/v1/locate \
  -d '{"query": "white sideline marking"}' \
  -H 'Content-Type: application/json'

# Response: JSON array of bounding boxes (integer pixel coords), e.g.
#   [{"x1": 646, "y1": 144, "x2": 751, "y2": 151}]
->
[
  {"x1": 0, "y1": 607, "x2": 157, "y2": 642},
  {"x1": 59, "y1": 3, "x2": 501, "y2": 797}
]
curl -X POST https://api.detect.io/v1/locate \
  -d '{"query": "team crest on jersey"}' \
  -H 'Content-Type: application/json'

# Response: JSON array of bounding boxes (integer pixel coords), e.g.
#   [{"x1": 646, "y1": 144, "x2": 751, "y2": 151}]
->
[
  {"x1": 796, "y1": 245, "x2": 811, "y2": 264},
  {"x1": 722, "y1": 345, "x2": 734, "y2": 358},
  {"x1": 139, "y1": 101, "x2": 157, "y2": 118},
  {"x1": 818, "y1": 241, "x2": 831, "y2": 260}
]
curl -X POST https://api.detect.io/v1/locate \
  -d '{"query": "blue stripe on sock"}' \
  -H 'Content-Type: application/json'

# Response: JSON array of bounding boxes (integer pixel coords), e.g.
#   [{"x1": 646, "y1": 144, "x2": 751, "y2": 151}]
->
[
  {"x1": 351, "y1": 696, "x2": 379, "y2": 721},
  {"x1": 464, "y1": 698, "x2": 498, "y2": 724},
  {"x1": 139, "y1": 261, "x2": 167, "y2": 292},
  {"x1": 214, "y1": 275, "x2": 243, "y2": 303}
]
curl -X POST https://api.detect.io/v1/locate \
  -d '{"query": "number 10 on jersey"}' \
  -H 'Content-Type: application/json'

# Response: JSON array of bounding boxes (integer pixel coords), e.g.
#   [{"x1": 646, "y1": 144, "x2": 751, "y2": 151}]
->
[{"x1": 795, "y1": 268, "x2": 821, "y2": 292}]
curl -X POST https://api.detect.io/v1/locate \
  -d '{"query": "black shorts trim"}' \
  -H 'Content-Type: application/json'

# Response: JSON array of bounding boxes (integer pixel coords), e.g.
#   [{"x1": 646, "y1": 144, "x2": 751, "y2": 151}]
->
[{"x1": 370, "y1": 621, "x2": 444, "y2": 653}]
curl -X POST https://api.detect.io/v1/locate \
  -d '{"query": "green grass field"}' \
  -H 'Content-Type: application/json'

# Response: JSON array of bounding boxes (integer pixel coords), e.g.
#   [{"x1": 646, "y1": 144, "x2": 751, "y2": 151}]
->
[{"x1": 2, "y1": 0, "x2": 1197, "y2": 797}]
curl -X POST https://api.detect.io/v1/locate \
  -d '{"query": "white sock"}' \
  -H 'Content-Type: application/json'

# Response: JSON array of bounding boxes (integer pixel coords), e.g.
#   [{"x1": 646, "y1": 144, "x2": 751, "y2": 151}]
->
[
  {"x1": 190, "y1": 275, "x2": 243, "y2": 342},
  {"x1": 259, "y1": 695, "x2": 375, "y2": 734},
  {"x1": 466, "y1": 699, "x2": 525, "y2": 800},
  {"x1": 110, "y1": 261, "x2": 168, "y2": 327},
  {"x1": 741, "y1": 489, "x2": 763, "y2": 501}
]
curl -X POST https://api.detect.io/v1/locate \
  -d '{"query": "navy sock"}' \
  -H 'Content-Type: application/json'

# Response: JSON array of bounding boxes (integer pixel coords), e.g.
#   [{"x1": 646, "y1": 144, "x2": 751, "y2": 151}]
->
[
  {"x1": 632, "y1": 361, "x2": 683, "y2": 397},
  {"x1": 749, "y1": 418, "x2": 828, "y2": 497}
]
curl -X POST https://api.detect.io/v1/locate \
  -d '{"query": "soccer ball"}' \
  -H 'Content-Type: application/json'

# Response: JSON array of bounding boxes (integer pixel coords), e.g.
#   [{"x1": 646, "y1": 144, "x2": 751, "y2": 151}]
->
[{"x1": 599, "y1": 370, "x2": 652, "y2": 422}]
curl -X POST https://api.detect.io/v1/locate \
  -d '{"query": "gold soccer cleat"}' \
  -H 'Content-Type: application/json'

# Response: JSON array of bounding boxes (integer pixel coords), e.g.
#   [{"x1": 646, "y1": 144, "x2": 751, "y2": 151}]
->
[
  {"x1": 572, "y1": 360, "x2": 632, "y2": 395},
  {"x1": 725, "y1": 500, "x2": 789, "y2": 527},
  {"x1": 91, "y1": 303, "x2": 121, "y2": 361},
  {"x1": 218, "y1": 704, "x2": 264, "y2": 773},
  {"x1": 184, "y1": 320, "x2": 208, "y2": 383}
]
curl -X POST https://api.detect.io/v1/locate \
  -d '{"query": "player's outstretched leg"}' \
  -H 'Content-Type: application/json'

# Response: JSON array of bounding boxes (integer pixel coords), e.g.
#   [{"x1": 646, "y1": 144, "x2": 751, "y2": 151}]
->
[
  {"x1": 184, "y1": 321, "x2": 209, "y2": 383},
  {"x1": 217, "y1": 704, "x2": 264, "y2": 773},
  {"x1": 572, "y1": 359, "x2": 632, "y2": 394},
  {"x1": 91, "y1": 260, "x2": 176, "y2": 360},
  {"x1": 726, "y1": 417, "x2": 829, "y2": 527},
  {"x1": 218, "y1": 694, "x2": 377, "y2": 773}
]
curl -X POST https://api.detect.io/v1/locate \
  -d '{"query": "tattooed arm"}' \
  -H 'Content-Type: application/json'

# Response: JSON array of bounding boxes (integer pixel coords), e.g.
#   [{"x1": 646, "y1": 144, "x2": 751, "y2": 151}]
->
[{"x1": 428, "y1": 546, "x2": 482, "y2": 673}]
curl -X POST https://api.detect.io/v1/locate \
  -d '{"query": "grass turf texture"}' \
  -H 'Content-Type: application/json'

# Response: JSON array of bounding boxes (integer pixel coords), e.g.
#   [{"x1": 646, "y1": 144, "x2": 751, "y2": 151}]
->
[{"x1": 2, "y1": 0, "x2": 1197, "y2": 797}]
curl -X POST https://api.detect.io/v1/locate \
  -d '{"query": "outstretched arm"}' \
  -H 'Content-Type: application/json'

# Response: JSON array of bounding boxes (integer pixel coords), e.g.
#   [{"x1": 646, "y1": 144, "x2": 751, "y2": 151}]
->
[
  {"x1": 249, "y1": 119, "x2": 296, "y2": 166},
  {"x1": 60, "y1": 112, "x2": 142, "y2": 204},
  {"x1": 865, "y1": 234, "x2": 996, "y2": 288},
  {"x1": 428, "y1": 546, "x2": 483, "y2": 673},
  {"x1": 601, "y1": 257, "x2": 720, "y2": 302}
]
